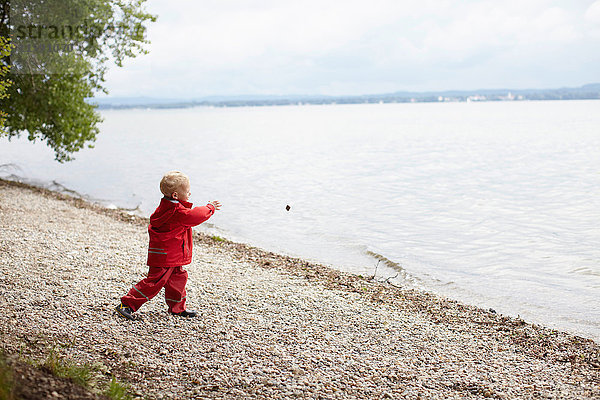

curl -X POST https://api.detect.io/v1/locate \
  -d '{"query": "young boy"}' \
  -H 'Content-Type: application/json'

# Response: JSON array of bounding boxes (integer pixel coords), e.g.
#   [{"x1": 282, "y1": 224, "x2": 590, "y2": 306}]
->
[{"x1": 116, "y1": 171, "x2": 221, "y2": 320}]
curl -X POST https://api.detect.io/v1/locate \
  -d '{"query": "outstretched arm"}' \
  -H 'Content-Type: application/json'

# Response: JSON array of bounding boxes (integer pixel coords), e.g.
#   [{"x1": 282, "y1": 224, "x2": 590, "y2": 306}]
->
[{"x1": 178, "y1": 201, "x2": 220, "y2": 227}]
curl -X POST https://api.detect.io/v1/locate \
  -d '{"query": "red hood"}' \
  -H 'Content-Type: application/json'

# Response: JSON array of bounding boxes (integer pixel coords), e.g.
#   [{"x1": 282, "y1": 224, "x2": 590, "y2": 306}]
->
[{"x1": 149, "y1": 198, "x2": 194, "y2": 241}]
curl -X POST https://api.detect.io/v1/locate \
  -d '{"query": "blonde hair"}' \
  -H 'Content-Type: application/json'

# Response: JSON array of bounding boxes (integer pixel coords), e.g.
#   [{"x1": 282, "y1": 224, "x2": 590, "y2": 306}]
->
[{"x1": 160, "y1": 171, "x2": 190, "y2": 197}]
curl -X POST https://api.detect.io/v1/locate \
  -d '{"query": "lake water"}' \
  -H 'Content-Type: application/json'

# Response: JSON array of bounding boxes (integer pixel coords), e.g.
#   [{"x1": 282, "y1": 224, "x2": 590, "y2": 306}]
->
[{"x1": 1, "y1": 100, "x2": 599, "y2": 341}]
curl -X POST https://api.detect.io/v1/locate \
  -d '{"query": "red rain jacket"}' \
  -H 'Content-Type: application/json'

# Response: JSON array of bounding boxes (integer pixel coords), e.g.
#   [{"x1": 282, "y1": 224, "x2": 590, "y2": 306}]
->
[{"x1": 146, "y1": 198, "x2": 216, "y2": 267}]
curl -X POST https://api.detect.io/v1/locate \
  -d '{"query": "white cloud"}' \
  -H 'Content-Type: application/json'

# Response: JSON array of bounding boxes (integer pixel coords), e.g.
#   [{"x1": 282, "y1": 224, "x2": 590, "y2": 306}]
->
[
  {"x1": 585, "y1": 0, "x2": 600, "y2": 38},
  {"x1": 586, "y1": 1, "x2": 600, "y2": 23},
  {"x1": 146, "y1": 0, "x2": 436, "y2": 69},
  {"x1": 102, "y1": 0, "x2": 600, "y2": 97}
]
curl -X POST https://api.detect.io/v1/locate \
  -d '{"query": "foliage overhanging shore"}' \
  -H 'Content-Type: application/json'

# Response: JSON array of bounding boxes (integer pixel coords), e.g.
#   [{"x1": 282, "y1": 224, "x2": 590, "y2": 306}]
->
[{"x1": 0, "y1": 178, "x2": 598, "y2": 399}]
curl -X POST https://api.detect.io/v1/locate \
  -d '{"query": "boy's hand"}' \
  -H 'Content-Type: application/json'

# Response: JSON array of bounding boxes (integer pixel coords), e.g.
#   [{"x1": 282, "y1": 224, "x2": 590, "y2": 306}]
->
[{"x1": 209, "y1": 200, "x2": 221, "y2": 210}]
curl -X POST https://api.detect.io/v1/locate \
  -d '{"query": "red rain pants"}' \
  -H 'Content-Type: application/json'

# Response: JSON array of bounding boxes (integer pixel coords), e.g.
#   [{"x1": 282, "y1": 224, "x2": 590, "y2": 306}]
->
[{"x1": 121, "y1": 266, "x2": 188, "y2": 313}]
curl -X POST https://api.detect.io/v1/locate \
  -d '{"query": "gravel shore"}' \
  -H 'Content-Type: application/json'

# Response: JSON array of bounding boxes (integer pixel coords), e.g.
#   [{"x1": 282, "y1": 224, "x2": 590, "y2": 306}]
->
[{"x1": 0, "y1": 179, "x2": 598, "y2": 399}]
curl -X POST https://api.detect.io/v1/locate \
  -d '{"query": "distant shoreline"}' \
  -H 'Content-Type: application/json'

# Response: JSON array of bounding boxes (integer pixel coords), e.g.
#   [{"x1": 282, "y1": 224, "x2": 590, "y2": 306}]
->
[{"x1": 92, "y1": 83, "x2": 600, "y2": 110}]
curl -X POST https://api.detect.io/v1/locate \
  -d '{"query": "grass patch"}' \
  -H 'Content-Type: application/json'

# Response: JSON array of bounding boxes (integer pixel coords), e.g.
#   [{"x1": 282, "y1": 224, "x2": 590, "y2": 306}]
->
[
  {"x1": 20, "y1": 347, "x2": 135, "y2": 400},
  {"x1": 0, "y1": 353, "x2": 16, "y2": 400},
  {"x1": 41, "y1": 348, "x2": 95, "y2": 388},
  {"x1": 211, "y1": 235, "x2": 225, "y2": 242},
  {"x1": 104, "y1": 376, "x2": 133, "y2": 400}
]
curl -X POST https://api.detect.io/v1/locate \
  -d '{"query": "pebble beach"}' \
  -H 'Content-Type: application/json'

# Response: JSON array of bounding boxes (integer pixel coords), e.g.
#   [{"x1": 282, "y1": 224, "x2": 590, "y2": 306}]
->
[{"x1": 0, "y1": 178, "x2": 598, "y2": 399}]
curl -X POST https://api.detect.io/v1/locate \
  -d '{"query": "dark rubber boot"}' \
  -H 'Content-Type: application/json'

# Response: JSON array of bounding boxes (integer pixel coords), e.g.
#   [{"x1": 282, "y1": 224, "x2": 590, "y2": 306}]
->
[
  {"x1": 115, "y1": 304, "x2": 135, "y2": 320},
  {"x1": 169, "y1": 310, "x2": 197, "y2": 318}
]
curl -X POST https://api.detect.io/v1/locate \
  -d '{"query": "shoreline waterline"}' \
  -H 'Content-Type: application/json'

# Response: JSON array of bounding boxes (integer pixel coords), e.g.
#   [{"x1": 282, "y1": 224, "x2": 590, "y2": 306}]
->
[
  {"x1": 1, "y1": 173, "x2": 598, "y2": 342},
  {"x1": 1, "y1": 176, "x2": 598, "y2": 344}
]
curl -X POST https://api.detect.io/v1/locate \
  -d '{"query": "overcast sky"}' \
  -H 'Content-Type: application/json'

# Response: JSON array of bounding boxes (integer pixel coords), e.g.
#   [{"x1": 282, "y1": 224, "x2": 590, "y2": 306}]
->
[{"x1": 101, "y1": 0, "x2": 600, "y2": 98}]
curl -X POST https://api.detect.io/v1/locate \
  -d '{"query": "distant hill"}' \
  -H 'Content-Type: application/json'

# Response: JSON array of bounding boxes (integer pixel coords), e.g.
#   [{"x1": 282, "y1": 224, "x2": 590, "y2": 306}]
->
[{"x1": 91, "y1": 83, "x2": 600, "y2": 109}]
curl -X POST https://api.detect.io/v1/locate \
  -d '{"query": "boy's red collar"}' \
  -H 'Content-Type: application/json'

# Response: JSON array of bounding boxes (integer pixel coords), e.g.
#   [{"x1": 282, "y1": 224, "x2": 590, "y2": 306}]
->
[{"x1": 162, "y1": 196, "x2": 193, "y2": 208}]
